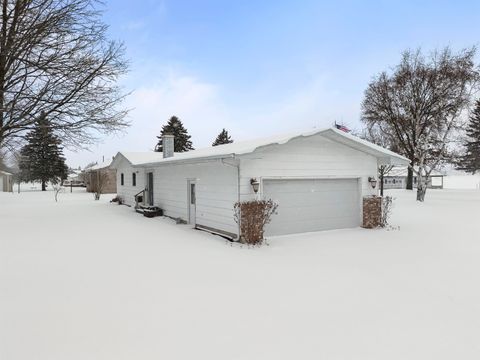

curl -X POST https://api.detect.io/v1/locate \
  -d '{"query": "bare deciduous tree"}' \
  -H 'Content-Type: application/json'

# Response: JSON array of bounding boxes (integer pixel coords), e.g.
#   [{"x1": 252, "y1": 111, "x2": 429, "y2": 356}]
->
[
  {"x1": 357, "y1": 126, "x2": 396, "y2": 197},
  {"x1": 0, "y1": 0, "x2": 129, "y2": 151},
  {"x1": 89, "y1": 169, "x2": 109, "y2": 200},
  {"x1": 362, "y1": 47, "x2": 480, "y2": 201},
  {"x1": 52, "y1": 178, "x2": 63, "y2": 202}
]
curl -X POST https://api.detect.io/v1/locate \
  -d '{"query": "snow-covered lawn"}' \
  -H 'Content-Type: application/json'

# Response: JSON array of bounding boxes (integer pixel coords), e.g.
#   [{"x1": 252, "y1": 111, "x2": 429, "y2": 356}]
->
[{"x1": 1, "y1": 188, "x2": 480, "y2": 360}]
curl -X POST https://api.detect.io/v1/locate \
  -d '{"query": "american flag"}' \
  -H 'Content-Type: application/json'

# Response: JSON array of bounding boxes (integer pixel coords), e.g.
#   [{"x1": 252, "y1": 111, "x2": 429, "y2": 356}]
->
[{"x1": 334, "y1": 123, "x2": 350, "y2": 133}]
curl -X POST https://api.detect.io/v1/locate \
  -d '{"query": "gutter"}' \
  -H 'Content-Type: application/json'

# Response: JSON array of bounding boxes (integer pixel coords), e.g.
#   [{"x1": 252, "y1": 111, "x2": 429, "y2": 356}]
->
[{"x1": 132, "y1": 153, "x2": 236, "y2": 168}]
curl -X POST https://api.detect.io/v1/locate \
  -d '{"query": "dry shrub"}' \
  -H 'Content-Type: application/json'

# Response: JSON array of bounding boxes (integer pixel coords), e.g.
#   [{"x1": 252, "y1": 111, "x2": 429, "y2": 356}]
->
[
  {"x1": 234, "y1": 199, "x2": 278, "y2": 245},
  {"x1": 90, "y1": 170, "x2": 110, "y2": 200},
  {"x1": 380, "y1": 196, "x2": 394, "y2": 228}
]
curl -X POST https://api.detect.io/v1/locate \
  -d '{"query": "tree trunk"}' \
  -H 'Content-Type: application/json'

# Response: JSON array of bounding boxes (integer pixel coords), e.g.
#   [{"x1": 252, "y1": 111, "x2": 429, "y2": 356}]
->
[
  {"x1": 416, "y1": 186, "x2": 427, "y2": 201},
  {"x1": 406, "y1": 165, "x2": 414, "y2": 190},
  {"x1": 380, "y1": 172, "x2": 384, "y2": 197},
  {"x1": 416, "y1": 163, "x2": 427, "y2": 202},
  {"x1": 41, "y1": 180, "x2": 46, "y2": 191}
]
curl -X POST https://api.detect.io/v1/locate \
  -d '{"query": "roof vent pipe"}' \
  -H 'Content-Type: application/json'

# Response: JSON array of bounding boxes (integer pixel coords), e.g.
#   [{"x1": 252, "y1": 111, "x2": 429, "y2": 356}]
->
[{"x1": 162, "y1": 134, "x2": 174, "y2": 159}]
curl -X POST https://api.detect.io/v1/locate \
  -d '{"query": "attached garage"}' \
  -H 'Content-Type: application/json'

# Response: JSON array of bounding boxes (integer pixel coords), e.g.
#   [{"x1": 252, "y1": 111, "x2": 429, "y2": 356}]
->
[
  {"x1": 112, "y1": 127, "x2": 410, "y2": 240},
  {"x1": 263, "y1": 178, "x2": 360, "y2": 236}
]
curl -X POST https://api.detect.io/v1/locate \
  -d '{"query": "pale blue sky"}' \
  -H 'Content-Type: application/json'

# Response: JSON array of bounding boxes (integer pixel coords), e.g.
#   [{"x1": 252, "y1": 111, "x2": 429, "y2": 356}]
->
[{"x1": 66, "y1": 0, "x2": 480, "y2": 167}]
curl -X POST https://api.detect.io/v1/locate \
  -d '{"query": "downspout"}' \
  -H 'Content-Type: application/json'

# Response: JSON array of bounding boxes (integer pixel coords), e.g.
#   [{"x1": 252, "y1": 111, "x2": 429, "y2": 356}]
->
[
  {"x1": 235, "y1": 156, "x2": 240, "y2": 240},
  {"x1": 221, "y1": 155, "x2": 241, "y2": 241}
]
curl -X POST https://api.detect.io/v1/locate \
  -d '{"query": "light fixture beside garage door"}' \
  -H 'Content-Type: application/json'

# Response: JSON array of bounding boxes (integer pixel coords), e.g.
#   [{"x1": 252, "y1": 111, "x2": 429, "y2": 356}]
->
[
  {"x1": 250, "y1": 178, "x2": 260, "y2": 193},
  {"x1": 368, "y1": 176, "x2": 378, "y2": 189}
]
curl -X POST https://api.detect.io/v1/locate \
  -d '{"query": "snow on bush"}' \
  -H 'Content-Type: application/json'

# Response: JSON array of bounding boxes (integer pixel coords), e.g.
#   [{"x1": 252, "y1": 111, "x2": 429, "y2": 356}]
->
[{"x1": 380, "y1": 195, "x2": 394, "y2": 228}]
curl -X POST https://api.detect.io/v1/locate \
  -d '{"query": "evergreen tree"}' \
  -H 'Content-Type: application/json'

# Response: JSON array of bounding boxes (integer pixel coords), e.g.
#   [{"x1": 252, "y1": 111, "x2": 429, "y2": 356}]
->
[
  {"x1": 154, "y1": 116, "x2": 194, "y2": 152},
  {"x1": 457, "y1": 100, "x2": 480, "y2": 174},
  {"x1": 212, "y1": 128, "x2": 233, "y2": 146},
  {"x1": 19, "y1": 113, "x2": 69, "y2": 191}
]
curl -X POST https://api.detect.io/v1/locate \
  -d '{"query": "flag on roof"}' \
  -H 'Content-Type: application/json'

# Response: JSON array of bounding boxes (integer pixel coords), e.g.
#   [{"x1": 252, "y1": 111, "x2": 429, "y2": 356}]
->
[{"x1": 334, "y1": 123, "x2": 350, "y2": 133}]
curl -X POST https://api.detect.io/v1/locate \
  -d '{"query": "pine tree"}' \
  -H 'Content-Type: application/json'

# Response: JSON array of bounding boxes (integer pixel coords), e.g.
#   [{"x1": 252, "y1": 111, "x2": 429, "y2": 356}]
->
[
  {"x1": 212, "y1": 128, "x2": 233, "y2": 146},
  {"x1": 154, "y1": 116, "x2": 194, "y2": 152},
  {"x1": 457, "y1": 100, "x2": 480, "y2": 174},
  {"x1": 19, "y1": 113, "x2": 69, "y2": 191}
]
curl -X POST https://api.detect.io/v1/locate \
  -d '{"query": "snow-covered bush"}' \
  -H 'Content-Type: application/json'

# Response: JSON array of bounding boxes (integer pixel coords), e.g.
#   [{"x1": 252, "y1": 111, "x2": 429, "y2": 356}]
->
[
  {"x1": 234, "y1": 199, "x2": 278, "y2": 245},
  {"x1": 380, "y1": 196, "x2": 394, "y2": 228},
  {"x1": 110, "y1": 195, "x2": 123, "y2": 205}
]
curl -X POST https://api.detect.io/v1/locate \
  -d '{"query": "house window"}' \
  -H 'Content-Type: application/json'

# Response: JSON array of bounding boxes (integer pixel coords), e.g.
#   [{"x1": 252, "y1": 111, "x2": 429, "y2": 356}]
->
[
  {"x1": 132, "y1": 173, "x2": 136, "y2": 186},
  {"x1": 121, "y1": 173, "x2": 124, "y2": 186}
]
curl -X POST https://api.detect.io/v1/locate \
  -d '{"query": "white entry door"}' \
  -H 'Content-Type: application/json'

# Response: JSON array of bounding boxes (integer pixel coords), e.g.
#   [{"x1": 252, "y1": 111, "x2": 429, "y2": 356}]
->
[
  {"x1": 188, "y1": 180, "x2": 196, "y2": 226},
  {"x1": 146, "y1": 172, "x2": 154, "y2": 205},
  {"x1": 263, "y1": 178, "x2": 360, "y2": 236}
]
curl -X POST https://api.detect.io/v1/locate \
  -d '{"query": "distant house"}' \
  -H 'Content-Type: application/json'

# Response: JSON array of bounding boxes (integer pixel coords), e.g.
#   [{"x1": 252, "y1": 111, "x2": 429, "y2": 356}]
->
[
  {"x1": 0, "y1": 170, "x2": 13, "y2": 192},
  {"x1": 62, "y1": 168, "x2": 86, "y2": 187},
  {"x1": 111, "y1": 128, "x2": 409, "y2": 239},
  {"x1": 83, "y1": 160, "x2": 116, "y2": 194},
  {"x1": 383, "y1": 166, "x2": 444, "y2": 189}
]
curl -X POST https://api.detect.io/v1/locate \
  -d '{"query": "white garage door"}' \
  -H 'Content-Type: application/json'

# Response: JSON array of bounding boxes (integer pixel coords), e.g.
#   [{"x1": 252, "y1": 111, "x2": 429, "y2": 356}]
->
[{"x1": 263, "y1": 178, "x2": 360, "y2": 236}]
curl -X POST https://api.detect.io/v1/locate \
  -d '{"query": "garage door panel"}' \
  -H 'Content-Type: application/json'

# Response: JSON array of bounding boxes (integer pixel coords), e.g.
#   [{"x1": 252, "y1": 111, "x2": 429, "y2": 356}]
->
[
  {"x1": 275, "y1": 204, "x2": 358, "y2": 219},
  {"x1": 273, "y1": 197, "x2": 358, "y2": 209},
  {"x1": 263, "y1": 178, "x2": 360, "y2": 236},
  {"x1": 267, "y1": 215, "x2": 360, "y2": 235}
]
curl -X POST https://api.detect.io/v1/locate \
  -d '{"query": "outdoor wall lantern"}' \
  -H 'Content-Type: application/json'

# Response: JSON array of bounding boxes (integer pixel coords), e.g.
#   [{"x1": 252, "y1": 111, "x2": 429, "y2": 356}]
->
[
  {"x1": 250, "y1": 178, "x2": 260, "y2": 193},
  {"x1": 368, "y1": 176, "x2": 378, "y2": 189}
]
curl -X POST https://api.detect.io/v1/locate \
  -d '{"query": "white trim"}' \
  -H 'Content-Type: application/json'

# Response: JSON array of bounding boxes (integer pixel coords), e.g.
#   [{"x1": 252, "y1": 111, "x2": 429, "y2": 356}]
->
[{"x1": 187, "y1": 178, "x2": 197, "y2": 227}]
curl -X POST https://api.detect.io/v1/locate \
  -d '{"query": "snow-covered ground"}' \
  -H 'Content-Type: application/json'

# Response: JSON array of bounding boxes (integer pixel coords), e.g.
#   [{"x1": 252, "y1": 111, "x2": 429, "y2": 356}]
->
[
  {"x1": 444, "y1": 174, "x2": 480, "y2": 189},
  {"x1": 1, "y1": 188, "x2": 480, "y2": 360}
]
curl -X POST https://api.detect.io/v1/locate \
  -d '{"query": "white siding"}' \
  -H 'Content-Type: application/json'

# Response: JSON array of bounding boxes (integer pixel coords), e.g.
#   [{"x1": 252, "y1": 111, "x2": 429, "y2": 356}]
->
[
  {"x1": 0, "y1": 176, "x2": 3, "y2": 192},
  {"x1": 238, "y1": 134, "x2": 378, "y2": 201},
  {"x1": 116, "y1": 133, "x2": 381, "y2": 238},
  {"x1": 115, "y1": 158, "x2": 146, "y2": 206},
  {"x1": 151, "y1": 161, "x2": 239, "y2": 237}
]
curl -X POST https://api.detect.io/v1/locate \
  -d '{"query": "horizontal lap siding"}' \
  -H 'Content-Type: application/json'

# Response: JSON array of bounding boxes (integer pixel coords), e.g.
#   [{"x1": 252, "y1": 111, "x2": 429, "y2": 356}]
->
[
  {"x1": 116, "y1": 160, "x2": 145, "y2": 206},
  {"x1": 239, "y1": 134, "x2": 378, "y2": 202},
  {"x1": 151, "y1": 162, "x2": 238, "y2": 236}
]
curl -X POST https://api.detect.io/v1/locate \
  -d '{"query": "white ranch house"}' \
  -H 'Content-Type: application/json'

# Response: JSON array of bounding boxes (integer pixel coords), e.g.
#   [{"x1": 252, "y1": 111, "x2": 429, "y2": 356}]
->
[
  {"x1": 111, "y1": 128, "x2": 409, "y2": 239},
  {"x1": 383, "y1": 166, "x2": 445, "y2": 190}
]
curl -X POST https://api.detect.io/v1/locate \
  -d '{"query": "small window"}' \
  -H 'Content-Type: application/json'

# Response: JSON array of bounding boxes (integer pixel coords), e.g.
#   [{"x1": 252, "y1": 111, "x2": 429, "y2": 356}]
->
[
  {"x1": 121, "y1": 173, "x2": 124, "y2": 186},
  {"x1": 132, "y1": 173, "x2": 136, "y2": 186}
]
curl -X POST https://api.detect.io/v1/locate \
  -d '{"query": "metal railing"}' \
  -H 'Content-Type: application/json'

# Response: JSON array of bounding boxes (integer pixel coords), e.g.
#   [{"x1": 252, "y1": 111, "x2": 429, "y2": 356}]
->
[{"x1": 134, "y1": 189, "x2": 145, "y2": 209}]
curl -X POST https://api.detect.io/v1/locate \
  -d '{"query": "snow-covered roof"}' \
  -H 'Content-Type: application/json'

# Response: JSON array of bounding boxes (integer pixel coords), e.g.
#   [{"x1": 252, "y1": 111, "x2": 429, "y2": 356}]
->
[
  {"x1": 112, "y1": 152, "x2": 167, "y2": 166},
  {"x1": 0, "y1": 170, "x2": 12, "y2": 176},
  {"x1": 387, "y1": 166, "x2": 445, "y2": 177},
  {"x1": 85, "y1": 159, "x2": 113, "y2": 171},
  {"x1": 112, "y1": 127, "x2": 410, "y2": 168}
]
